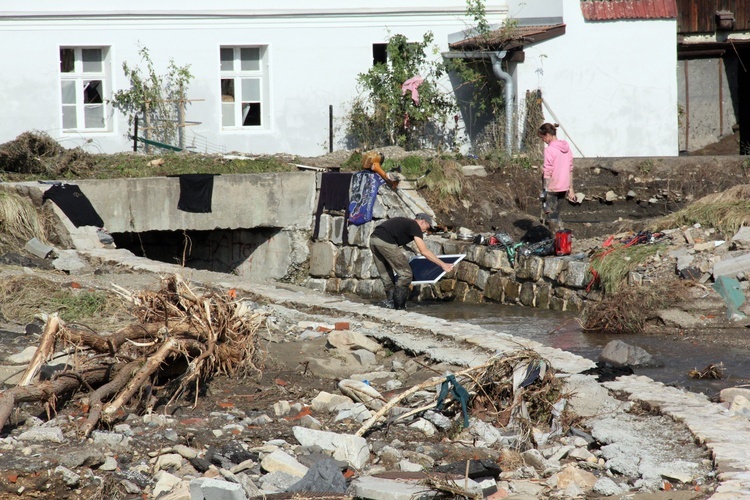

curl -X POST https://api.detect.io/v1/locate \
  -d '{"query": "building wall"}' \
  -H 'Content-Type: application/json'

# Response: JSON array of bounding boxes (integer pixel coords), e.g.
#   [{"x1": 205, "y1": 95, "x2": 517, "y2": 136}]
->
[
  {"x1": 0, "y1": 1, "x2": 507, "y2": 157},
  {"x1": 513, "y1": 0, "x2": 679, "y2": 157}
]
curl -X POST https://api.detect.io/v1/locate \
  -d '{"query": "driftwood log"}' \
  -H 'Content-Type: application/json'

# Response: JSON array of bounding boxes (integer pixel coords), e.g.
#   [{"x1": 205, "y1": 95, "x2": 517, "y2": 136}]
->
[{"x1": 0, "y1": 274, "x2": 266, "y2": 436}]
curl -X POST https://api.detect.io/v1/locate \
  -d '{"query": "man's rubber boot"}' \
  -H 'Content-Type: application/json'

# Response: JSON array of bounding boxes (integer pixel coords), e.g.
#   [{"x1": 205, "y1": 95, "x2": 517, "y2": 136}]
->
[
  {"x1": 380, "y1": 289, "x2": 395, "y2": 309},
  {"x1": 393, "y1": 286, "x2": 409, "y2": 310}
]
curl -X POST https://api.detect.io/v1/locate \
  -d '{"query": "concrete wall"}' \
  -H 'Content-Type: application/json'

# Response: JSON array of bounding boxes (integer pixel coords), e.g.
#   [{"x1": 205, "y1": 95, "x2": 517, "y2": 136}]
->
[
  {"x1": 678, "y1": 57, "x2": 739, "y2": 153},
  {"x1": 513, "y1": 0, "x2": 679, "y2": 157},
  {"x1": 72, "y1": 173, "x2": 315, "y2": 233},
  {"x1": 0, "y1": 0, "x2": 507, "y2": 157}
]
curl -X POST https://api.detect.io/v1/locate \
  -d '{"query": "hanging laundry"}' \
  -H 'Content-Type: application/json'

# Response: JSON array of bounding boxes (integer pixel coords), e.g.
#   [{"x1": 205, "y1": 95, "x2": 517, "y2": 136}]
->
[
  {"x1": 176, "y1": 174, "x2": 218, "y2": 213},
  {"x1": 313, "y1": 172, "x2": 354, "y2": 242},
  {"x1": 42, "y1": 183, "x2": 104, "y2": 228},
  {"x1": 401, "y1": 76, "x2": 424, "y2": 105},
  {"x1": 348, "y1": 170, "x2": 385, "y2": 226}
]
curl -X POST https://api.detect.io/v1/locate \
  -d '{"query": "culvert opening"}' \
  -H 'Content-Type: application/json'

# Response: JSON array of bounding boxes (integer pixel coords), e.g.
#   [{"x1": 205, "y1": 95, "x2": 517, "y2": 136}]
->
[{"x1": 112, "y1": 227, "x2": 283, "y2": 275}]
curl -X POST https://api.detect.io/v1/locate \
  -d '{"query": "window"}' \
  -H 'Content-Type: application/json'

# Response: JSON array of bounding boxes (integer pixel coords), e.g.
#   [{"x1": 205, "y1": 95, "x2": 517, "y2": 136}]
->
[
  {"x1": 373, "y1": 43, "x2": 388, "y2": 66},
  {"x1": 220, "y1": 46, "x2": 267, "y2": 128},
  {"x1": 60, "y1": 47, "x2": 110, "y2": 131}
]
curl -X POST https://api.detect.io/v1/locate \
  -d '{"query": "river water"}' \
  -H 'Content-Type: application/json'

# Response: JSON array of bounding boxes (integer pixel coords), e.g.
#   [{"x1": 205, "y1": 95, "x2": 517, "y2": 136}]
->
[{"x1": 411, "y1": 301, "x2": 750, "y2": 400}]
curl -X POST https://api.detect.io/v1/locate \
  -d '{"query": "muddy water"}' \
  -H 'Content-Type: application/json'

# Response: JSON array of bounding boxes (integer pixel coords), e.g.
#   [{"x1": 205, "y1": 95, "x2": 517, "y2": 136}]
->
[{"x1": 413, "y1": 301, "x2": 750, "y2": 399}]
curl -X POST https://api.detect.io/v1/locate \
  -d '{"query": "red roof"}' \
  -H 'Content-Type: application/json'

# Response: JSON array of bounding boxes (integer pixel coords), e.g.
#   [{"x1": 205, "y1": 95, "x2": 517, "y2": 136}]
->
[{"x1": 580, "y1": 0, "x2": 677, "y2": 21}]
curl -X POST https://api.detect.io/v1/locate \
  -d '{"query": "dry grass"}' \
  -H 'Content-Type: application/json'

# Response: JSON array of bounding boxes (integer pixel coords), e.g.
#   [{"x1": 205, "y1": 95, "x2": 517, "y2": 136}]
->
[
  {"x1": 589, "y1": 242, "x2": 667, "y2": 294},
  {"x1": 0, "y1": 275, "x2": 124, "y2": 326},
  {"x1": 652, "y1": 184, "x2": 750, "y2": 237},
  {"x1": 0, "y1": 190, "x2": 48, "y2": 243},
  {"x1": 582, "y1": 280, "x2": 692, "y2": 334}
]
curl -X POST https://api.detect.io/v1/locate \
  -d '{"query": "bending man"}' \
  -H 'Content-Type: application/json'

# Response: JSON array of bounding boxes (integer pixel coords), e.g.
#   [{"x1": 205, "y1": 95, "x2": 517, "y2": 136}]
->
[{"x1": 369, "y1": 213, "x2": 454, "y2": 310}]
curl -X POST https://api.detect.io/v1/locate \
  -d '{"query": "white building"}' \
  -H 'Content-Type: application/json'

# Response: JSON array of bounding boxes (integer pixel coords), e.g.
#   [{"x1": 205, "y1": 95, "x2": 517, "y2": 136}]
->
[
  {"x1": 0, "y1": 0, "x2": 678, "y2": 158},
  {"x1": 0, "y1": 1, "x2": 507, "y2": 157},
  {"x1": 450, "y1": 0, "x2": 679, "y2": 158}
]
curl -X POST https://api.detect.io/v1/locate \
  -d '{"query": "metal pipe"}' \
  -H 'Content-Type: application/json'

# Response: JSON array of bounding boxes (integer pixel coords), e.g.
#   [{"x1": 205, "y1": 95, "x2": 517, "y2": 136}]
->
[{"x1": 490, "y1": 51, "x2": 513, "y2": 155}]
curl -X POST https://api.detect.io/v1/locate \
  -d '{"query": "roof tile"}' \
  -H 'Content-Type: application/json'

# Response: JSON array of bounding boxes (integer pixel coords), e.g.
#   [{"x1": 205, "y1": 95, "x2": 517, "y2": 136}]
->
[{"x1": 580, "y1": 0, "x2": 677, "y2": 21}]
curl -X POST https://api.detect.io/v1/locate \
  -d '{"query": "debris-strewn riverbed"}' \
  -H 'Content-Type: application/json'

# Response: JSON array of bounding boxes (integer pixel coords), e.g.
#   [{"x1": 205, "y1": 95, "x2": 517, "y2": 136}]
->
[{"x1": 0, "y1": 259, "x2": 727, "y2": 500}]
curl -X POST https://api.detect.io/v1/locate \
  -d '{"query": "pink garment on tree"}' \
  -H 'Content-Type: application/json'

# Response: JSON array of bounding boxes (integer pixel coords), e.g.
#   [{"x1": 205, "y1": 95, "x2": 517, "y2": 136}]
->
[{"x1": 401, "y1": 76, "x2": 424, "y2": 105}]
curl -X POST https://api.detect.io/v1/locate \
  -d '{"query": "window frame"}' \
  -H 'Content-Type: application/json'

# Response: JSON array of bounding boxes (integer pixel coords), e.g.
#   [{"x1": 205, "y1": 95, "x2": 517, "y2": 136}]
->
[
  {"x1": 59, "y1": 46, "x2": 111, "y2": 132},
  {"x1": 219, "y1": 45, "x2": 268, "y2": 130}
]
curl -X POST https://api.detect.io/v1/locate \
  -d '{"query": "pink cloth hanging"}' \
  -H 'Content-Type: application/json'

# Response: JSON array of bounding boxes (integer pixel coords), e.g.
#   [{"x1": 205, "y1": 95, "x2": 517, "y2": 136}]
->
[{"x1": 401, "y1": 76, "x2": 424, "y2": 105}]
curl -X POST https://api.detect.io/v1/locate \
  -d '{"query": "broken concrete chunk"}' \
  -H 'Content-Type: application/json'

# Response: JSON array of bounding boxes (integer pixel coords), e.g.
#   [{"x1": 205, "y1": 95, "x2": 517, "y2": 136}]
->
[
  {"x1": 599, "y1": 340, "x2": 655, "y2": 367},
  {"x1": 311, "y1": 391, "x2": 354, "y2": 413},
  {"x1": 260, "y1": 449, "x2": 309, "y2": 478},
  {"x1": 327, "y1": 330, "x2": 382, "y2": 353},
  {"x1": 293, "y1": 427, "x2": 370, "y2": 469},
  {"x1": 24, "y1": 238, "x2": 54, "y2": 259}
]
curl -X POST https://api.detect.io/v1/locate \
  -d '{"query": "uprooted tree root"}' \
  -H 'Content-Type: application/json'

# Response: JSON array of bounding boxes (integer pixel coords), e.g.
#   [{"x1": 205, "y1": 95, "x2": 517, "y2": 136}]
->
[
  {"x1": 0, "y1": 131, "x2": 96, "y2": 177},
  {"x1": 582, "y1": 279, "x2": 692, "y2": 334},
  {"x1": 0, "y1": 274, "x2": 266, "y2": 435}
]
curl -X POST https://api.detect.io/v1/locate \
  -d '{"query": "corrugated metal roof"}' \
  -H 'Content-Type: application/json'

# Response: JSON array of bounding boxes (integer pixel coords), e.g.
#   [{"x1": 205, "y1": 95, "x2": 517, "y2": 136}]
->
[
  {"x1": 580, "y1": 0, "x2": 677, "y2": 21},
  {"x1": 449, "y1": 23, "x2": 566, "y2": 51}
]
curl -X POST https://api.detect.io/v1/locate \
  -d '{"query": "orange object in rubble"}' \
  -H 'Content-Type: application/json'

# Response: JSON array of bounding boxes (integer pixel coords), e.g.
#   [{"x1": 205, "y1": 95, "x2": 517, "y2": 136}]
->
[{"x1": 362, "y1": 150, "x2": 398, "y2": 189}]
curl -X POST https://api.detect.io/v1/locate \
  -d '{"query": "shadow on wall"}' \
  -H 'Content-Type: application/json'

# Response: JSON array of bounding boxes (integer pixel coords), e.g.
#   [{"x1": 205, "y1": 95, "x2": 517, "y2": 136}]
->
[{"x1": 112, "y1": 227, "x2": 284, "y2": 275}]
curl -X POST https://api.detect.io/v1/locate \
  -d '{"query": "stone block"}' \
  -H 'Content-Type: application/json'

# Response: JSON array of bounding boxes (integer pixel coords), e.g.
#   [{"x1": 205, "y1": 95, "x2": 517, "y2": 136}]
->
[
  {"x1": 504, "y1": 281, "x2": 521, "y2": 303},
  {"x1": 439, "y1": 278, "x2": 456, "y2": 294},
  {"x1": 465, "y1": 288, "x2": 483, "y2": 303},
  {"x1": 442, "y1": 240, "x2": 469, "y2": 255},
  {"x1": 354, "y1": 221, "x2": 375, "y2": 247},
  {"x1": 475, "y1": 269, "x2": 489, "y2": 290},
  {"x1": 519, "y1": 282, "x2": 535, "y2": 307},
  {"x1": 353, "y1": 249, "x2": 374, "y2": 279},
  {"x1": 340, "y1": 279, "x2": 358, "y2": 294},
  {"x1": 325, "y1": 278, "x2": 341, "y2": 294},
  {"x1": 480, "y1": 248, "x2": 510, "y2": 270},
  {"x1": 535, "y1": 283, "x2": 552, "y2": 309},
  {"x1": 567, "y1": 293, "x2": 584, "y2": 313},
  {"x1": 335, "y1": 247, "x2": 359, "y2": 278},
  {"x1": 465, "y1": 244, "x2": 486, "y2": 264},
  {"x1": 564, "y1": 260, "x2": 591, "y2": 288},
  {"x1": 516, "y1": 256, "x2": 544, "y2": 281},
  {"x1": 483, "y1": 274, "x2": 506, "y2": 302},
  {"x1": 456, "y1": 261, "x2": 480, "y2": 285},
  {"x1": 372, "y1": 197, "x2": 387, "y2": 219},
  {"x1": 330, "y1": 217, "x2": 346, "y2": 245},
  {"x1": 314, "y1": 213, "x2": 331, "y2": 241},
  {"x1": 309, "y1": 242, "x2": 338, "y2": 277},
  {"x1": 549, "y1": 296, "x2": 565, "y2": 311},
  {"x1": 424, "y1": 237, "x2": 443, "y2": 256},
  {"x1": 454, "y1": 281, "x2": 470, "y2": 301},
  {"x1": 543, "y1": 257, "x2": 566, "y2": 281},
  {"x1": 305, "y1": 278, "x2": 327, "y2": 293},
  {"x1": 355, "y1": 279, "x2": 383, "y2": 298}
]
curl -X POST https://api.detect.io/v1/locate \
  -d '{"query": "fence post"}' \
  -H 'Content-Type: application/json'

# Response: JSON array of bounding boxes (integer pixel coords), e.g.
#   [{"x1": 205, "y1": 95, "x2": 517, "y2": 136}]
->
[
  {"x1": 329, "y1": 104, "x2": 333, "y2": 153},
  {"x1": 143, "y1": 102, "x2": 151, "y2": 154},
  {"x1": 133, "y1": 116, "x2": 139, "y2": 152}
]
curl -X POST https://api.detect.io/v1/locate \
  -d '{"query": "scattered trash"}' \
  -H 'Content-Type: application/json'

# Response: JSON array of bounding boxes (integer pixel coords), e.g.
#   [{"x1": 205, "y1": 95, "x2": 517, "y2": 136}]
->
[{"x1": 713, "y1": 275, "x2": 747, "y2": 321}]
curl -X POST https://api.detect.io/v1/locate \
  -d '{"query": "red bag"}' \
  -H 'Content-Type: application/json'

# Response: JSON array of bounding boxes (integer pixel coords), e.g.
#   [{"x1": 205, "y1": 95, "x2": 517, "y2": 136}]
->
[{"x1": 555, "y1": 230, "x2": 572, "y2": 256}]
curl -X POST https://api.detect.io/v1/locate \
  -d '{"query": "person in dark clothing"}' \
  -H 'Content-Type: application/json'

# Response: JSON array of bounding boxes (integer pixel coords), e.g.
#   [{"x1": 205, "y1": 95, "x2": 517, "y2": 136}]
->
[{"x1": 369, "y1": 213, "x2": 453, "y2": 309}]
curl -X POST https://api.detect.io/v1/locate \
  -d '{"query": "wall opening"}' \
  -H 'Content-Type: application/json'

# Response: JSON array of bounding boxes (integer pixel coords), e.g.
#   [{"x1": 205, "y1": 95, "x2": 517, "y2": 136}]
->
[{"x1": 112, "y1": 227, "x2": 283, "y2": 275}]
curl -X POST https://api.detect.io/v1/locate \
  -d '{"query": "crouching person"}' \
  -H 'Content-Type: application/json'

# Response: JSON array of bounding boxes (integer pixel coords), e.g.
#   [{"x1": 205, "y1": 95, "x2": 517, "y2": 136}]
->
[{"x1": 369, "y1": 213, "x2": 453, "y2": 309}]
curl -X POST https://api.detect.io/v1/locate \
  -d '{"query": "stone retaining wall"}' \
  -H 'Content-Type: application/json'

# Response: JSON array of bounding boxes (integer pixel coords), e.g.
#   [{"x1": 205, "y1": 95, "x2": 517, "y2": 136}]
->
[{"x1": 305, "y1": 176, "x2": 594, "y2": 312}]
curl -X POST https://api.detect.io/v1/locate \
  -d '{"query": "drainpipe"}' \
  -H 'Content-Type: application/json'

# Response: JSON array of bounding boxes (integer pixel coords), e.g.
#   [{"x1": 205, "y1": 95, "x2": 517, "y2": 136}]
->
[{"x1": 490, "y1": 51, "x2": 513, "y2": 155}]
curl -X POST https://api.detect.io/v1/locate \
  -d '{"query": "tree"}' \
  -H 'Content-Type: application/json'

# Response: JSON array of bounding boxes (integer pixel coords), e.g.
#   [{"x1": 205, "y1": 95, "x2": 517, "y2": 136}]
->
[
  {"x1": 345, "y1": 33, "x2": 457, "y2": 151},
  {"x1": 110, "y1": 47, "x2": 193, "y2": 149}
]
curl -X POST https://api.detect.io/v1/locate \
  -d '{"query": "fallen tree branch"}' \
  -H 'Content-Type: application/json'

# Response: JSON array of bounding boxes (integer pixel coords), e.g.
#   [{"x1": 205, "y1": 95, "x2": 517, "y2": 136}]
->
[{"x1": 18, "y1": 315, "x2": 60, "y2": 386}]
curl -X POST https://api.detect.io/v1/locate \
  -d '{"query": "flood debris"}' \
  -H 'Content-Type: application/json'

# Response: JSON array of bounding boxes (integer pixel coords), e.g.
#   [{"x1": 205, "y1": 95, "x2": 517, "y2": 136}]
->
[
  {"x1": 688, "y1": 363, "x2": 726, "y2": 380},
  {"x1": 0, "y1": 273, "x2": 266, "y2": 436}
]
